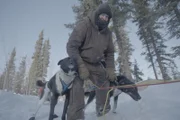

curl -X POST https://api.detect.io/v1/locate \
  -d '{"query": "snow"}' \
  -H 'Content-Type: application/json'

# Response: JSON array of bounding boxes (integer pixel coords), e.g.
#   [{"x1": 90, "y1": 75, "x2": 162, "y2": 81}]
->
[{"x1": 0, "y1": 82, "x2": 180, "y2": 120}]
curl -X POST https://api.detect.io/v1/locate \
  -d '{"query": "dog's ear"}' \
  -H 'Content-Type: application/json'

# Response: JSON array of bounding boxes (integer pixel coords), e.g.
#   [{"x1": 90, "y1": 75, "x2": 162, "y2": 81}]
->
[
  {"x1": 57, "y1": 59, "x2": 63, "y2": 66},
  {"x1": 57, "y1": 57, "x2": 71, "y2": 66}
]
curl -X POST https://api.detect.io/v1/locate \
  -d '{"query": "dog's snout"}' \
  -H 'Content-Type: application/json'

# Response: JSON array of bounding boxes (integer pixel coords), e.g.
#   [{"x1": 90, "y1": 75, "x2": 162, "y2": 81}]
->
[{"x1": 135, "y1": 94, "x2": 141, "y2": 101}]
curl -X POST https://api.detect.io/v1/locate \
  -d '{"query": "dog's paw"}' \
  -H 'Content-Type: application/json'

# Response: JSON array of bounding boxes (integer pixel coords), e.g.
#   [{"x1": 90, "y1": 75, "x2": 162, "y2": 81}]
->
[
  {"x1": 53, "y1": 114, "x2": 58, "y2": 118},
  {"x1": 29, "y1": 116, "x2": 35, "y2": 120}
]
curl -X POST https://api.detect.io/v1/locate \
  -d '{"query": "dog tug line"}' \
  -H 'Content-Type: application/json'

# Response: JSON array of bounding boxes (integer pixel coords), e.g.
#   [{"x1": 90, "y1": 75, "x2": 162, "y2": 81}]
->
[
  {"x1": 92, "y1": 79, "x2": 180, "y2": 90},
  {"x1": 90, "y1": 79, "x2": 180, "y2": 120}
]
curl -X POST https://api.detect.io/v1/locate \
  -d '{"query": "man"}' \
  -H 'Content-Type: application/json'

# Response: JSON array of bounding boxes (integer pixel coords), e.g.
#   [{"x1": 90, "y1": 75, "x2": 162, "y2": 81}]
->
[{"x1": 66, "y1": 3, "x2": 116, "y2": 120}]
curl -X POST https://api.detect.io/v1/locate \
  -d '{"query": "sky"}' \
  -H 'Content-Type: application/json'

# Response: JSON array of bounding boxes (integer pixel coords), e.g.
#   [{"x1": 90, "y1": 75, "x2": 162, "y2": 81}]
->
[{"x1": 0, "y1": 0, "x2": 179, "y2": 80}]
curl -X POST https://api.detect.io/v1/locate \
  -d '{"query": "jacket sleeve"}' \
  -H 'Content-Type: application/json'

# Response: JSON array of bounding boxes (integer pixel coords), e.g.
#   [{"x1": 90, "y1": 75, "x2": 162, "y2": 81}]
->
[
  {"x1": 104, "y1": 32, "x2": 115, "y2": 69},
  {"x1": 66, "y1": 20, "x2": 87, "y2": 65}
]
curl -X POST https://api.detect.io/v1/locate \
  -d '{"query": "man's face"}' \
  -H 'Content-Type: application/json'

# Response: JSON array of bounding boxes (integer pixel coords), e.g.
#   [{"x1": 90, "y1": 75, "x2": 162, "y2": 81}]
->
[{"x1": 99, "y1": 13, "x2": 109, "y2": 22}]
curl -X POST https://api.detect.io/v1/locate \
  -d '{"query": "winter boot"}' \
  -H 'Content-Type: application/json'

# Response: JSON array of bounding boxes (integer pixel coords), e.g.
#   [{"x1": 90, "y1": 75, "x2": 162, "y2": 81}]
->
[{"x1": 96, "y1": 104, "x2": 111, "y2": 117}]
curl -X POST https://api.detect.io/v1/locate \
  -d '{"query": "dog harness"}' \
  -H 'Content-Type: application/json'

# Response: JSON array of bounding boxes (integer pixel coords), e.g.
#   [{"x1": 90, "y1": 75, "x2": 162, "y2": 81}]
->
[{"x1": 60, "y1": 78, "x2": 73, "y2": 95}]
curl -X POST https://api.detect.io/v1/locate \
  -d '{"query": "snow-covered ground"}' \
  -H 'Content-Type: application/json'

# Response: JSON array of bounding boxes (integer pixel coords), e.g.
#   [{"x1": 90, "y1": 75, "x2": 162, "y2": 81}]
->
[{"x1": 0, "y1": 82, "x2": 180, "y2": 120}]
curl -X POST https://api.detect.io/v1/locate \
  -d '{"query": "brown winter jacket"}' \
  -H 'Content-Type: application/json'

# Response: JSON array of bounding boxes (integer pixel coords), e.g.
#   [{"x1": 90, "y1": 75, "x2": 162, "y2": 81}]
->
[{"x1": 66, "y1": 8, "x2": 115, "y2": 69}]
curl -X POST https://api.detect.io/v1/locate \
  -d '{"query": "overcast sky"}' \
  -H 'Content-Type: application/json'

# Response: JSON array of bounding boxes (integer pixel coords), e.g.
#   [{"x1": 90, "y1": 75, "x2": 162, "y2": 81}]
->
[{"x1": 0, "y1": 0, "x2": 179, "y2": 80}]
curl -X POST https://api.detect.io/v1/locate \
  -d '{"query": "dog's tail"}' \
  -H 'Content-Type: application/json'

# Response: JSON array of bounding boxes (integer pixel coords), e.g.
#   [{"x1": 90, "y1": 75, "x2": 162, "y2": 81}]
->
[{"x1": 36, "y1": 80, "x2": 46, "y2": 87}]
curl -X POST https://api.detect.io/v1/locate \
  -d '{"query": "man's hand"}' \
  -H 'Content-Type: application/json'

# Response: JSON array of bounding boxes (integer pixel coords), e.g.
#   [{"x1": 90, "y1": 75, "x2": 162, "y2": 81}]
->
[
  {"x1": 106, "y1": 68, "x2": 117, "y2": 82},
  {"x1": 83, "y1": 79, "x2": 96, "y2": 92},
  {"x1": 78, "y1": 64, "x2": 90, "y2": 80}
]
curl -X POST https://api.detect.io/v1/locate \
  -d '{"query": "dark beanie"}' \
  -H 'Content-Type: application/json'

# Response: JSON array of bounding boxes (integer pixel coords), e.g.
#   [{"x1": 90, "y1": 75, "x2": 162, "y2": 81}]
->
[{"x1": 95, "y1": 3, "x2": 112, "y2": 19}]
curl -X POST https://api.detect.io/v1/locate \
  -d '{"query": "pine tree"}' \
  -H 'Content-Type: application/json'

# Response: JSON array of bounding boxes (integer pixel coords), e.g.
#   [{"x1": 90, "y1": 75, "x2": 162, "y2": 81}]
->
[
  {"x1": 28, "y1": 30, "x2": 44, "y2": 95},
  {"x1": 132, "y1": 0, "x2": 158, "y2": 80},
  {"x1": 110, "y1": 0, "x2": 134, "y2": 79},
  {"x1": 65, "y1": 0, "x2": 102, "y2": 30},
  {"x1": 42, "y1": 39, "x2": 51, "y2": 80},
  {"x1": 155, "y1": 0, "x2": 180, "y2": 60},
  {"x1": 14, "y1": 56, "x2": 26, "y2": 94},
  {"x1": 156, "y1": 0, "x2": 180, "y2": 39},
  {"x1": 35, "y1": 31, "x2": 44, "y2": 78},
  {"x1": 171, "y1": 46, "x2": 180, "y2": 59},
  {"x1": 22, "y1": 76, "x2": 29, "y2": 95},
  {"x1": 168, "y1": 60, "x2": 180, "y2": 80},
  {"x1": 0, "y1": 74, "x2": 3, "y2": 89},
  {"x1": 133, "y1": 59, "x2": 144, "y2": 82},
  {"x1": 115, "y1": 26, "x2": 134, "y2": 79},
  {"x1": 3, "y1": 48, "x2": 16, "y2": 91},
  {"x1": 2, "y1": 63, "x2": 8, "y2": 90},
  {"x1": 0, "y1": 71, "x2": 6, "y2": 89},
  {"x1": 132, "y1": 0, "x2": 173, "y2": 80}
]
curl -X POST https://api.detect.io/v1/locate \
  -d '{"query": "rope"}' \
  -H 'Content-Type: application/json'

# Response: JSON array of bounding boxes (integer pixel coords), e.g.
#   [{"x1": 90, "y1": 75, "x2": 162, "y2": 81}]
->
[
  {"x1": 88, "y1": 79, "x2": 180, "y2": 120},
  {"x1": 102, "y1": 88, "x2": 114, "y2": 120},
  {"x1": 99, "y1": 79, "x2": 180, "y2": 90},
  {"x1": 94, "y1": 79, "x2": 180, "y2": 120}
]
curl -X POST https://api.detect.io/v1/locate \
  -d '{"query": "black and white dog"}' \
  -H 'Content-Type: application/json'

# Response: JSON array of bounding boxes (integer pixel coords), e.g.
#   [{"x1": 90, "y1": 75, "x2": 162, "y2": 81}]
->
[
  {"x1": 29, "y1": 57, "x2": 78, "y2": 120},
  {"x1": 84, "y1": 75, "x2": 142, "y2": 113},
  {"x1": 83, "y1": 61, "x2": 142, "y2": 113}
]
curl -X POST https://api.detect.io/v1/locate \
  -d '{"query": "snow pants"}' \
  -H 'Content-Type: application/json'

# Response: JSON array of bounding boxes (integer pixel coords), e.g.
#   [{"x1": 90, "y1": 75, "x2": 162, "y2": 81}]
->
[{"x1": 67, "y1": 62, "x2": 110, "y2": 120}]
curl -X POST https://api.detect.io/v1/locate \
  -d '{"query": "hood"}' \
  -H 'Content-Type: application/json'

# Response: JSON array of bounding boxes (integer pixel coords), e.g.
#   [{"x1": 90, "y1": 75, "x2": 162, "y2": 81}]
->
[{"x1": 88, "y1": 3, "x2": 112, "y2": 32}]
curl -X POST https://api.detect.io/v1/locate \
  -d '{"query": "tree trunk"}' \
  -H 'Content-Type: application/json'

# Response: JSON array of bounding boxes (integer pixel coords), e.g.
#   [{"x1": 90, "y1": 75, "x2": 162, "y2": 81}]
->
[
  {"x1": 143, "y1": 29, "x2": 159, "y2": 80},
  {"x1": 123, "y1": 34, "x2": 133, "y2": 80},
  {"x1": 145, "y1": 41, "x2": 159, "y2": 80},
  {"x1": 3, "y1": 71, "x2": 8, "y2": 90},
  {"x1": 148, "y1": 28, "x2": 167, "y2": 80},
  {"x1": 112, "y1": 17, "x2": 133, "y2": 79}
]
